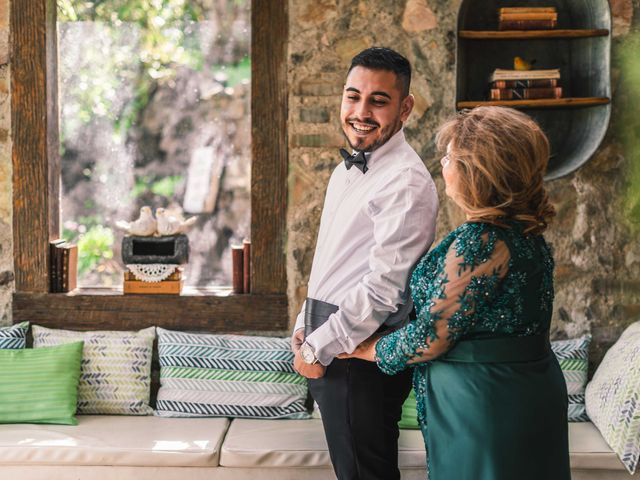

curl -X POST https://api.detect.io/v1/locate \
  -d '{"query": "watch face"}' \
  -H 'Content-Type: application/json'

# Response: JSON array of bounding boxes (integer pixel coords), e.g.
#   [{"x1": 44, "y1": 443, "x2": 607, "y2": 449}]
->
[{"x1": 301, "y1": 343, "x2": 315, "y2": 364}]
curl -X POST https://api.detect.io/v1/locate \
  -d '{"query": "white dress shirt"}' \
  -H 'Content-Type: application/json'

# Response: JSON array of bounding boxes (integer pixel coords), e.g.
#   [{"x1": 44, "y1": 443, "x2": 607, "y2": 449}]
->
[{"x1": 294, "y1": 128, "x2": 439, "y2": 366}]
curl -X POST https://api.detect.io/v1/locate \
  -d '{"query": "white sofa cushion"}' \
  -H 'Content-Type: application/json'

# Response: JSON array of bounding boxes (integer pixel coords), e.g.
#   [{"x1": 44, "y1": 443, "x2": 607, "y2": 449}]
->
[
  {"x1": 219, "y1": 418, "x2": 426, "y2": 469},
  {"x1": 220, "y1": 418, "x2": 625, "y2": 472},
  {"x1": 0, "y1": 415, "x2": 229, "y2": 467}
]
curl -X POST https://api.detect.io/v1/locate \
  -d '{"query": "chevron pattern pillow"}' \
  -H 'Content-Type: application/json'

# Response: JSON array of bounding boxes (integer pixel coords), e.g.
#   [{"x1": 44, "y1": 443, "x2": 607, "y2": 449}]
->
[
  {"x1": 32, "y1": 325, "x2": 155, "y2": 415},
  {"x1": 0, "y1": 322, "x2": 28, "y2": 349},
  {"x1": 586, "y1": 322, "x2": 640, "y2": 474},
  {"x1": 156, "y1": 328, "x2": 309, "y2": 419},
  {"x1": 551, "y1": 334, "x2": 591, "y2": 422}
]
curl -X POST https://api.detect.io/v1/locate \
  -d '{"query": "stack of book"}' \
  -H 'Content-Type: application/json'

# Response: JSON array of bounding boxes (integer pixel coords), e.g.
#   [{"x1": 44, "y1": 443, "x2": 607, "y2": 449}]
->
[
  {"x1": 49, "y1": 240, "x2": 78, "y2": 293},
  {"x1": 498, "y1": 7, "x2": 558, "y2": 30},
  {"x1": 123, "y1": 268, "x2": 184, "y2": 295},
  {"x1": 489, "y1": 68, "x2": 562, "y2": 100}
]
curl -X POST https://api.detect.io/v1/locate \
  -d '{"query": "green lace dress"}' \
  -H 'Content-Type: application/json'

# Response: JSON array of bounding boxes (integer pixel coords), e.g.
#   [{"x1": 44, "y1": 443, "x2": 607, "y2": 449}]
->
[{"x1": 376, "y1": 221, "x2": 570, "y2": 480}]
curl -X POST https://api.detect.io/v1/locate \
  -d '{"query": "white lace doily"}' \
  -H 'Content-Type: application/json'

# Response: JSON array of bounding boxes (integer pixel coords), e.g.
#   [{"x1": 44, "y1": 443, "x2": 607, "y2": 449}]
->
[{"x1": 127, "y1": 264, "x2": 178, "y2": 283}]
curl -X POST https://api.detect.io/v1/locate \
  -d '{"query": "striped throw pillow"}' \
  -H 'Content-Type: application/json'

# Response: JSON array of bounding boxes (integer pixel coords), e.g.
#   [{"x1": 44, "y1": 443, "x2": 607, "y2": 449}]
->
[
  {"x1": 32, "y1": 325, "x2": 155, "y2": 415},
  {"x1": 156, "y1": 328, "x2": 309, "y2": 419},
  {"x1": 0, "y1": 341, "x2": 83, "y2": 424},
  {"x1": 551, "y1": 334, "x2": 591, "y2": 422},
  {"x1": 0, "y1": 322, "x2": 29, "y2": 349},
  {"x1": 586, "y1": 322, "x2": 640, "y2": 474}
]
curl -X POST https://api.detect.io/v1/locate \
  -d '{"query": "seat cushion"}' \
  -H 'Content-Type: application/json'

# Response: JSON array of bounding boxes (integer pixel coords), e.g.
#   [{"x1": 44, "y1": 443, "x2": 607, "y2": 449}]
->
[
  {"x1": 0, "y1": 322, "x2": 29, "y2": 349},
  {"x1": 569, "y1": 422, "x2": 626, "y2": 471},
  {"x1": 219, "y1": 418, "x2": 426, "y2": 469},
  {"x1": 0, "y1": 415, "x2": 229, "y2": 467},
  {"x1": 33, "y1": 325, "x2": 156, "y2": 415},
  {"x1": 586, "y1": 321, "x2": 640, "y2": 474},
  {"x1": 155, "y1": 329, "x2": 308, "y2": 419},
  {"x1": 0, "y1": 342, "x2": 83, "y2": 425}
]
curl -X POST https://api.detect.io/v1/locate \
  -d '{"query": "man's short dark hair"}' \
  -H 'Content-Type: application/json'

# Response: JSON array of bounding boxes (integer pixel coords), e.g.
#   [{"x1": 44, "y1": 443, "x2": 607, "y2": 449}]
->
[{"x1": 348, "y1": 47, "x2": 412, "y2": 98}]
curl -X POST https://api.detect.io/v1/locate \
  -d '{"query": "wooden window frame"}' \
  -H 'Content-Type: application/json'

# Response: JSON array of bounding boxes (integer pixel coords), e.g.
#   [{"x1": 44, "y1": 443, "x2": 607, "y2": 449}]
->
[{"x1": 11, "y1": 0, "x2": 289, "y2": 332}]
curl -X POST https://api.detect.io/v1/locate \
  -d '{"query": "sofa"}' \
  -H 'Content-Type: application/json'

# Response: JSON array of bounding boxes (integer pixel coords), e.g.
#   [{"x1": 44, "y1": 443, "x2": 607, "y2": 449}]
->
[{"x1": 0, "y1": 415, "x2": 634, "y2": 480}]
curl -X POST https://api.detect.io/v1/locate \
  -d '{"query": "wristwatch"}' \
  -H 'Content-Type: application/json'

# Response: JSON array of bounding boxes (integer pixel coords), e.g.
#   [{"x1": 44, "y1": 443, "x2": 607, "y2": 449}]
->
[{"x1": 300, "y1": 342, "x2": 319, "y2": 365}]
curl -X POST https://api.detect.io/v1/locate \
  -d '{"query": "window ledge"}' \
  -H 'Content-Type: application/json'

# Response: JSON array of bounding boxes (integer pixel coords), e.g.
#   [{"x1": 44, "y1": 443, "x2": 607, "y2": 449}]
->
[{"x1": 13, "y1": 290, "x2": 289, "y2": 332}]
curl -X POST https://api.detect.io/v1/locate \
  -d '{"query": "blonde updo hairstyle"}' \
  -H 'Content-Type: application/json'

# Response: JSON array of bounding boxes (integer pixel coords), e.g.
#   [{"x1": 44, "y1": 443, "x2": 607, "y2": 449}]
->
[{"x1": 436, "y1": 106, "x2": 555, "y2": 234}]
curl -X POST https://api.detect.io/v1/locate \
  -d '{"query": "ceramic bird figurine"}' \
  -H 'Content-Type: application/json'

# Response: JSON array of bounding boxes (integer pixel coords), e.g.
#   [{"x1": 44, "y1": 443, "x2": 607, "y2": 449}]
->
[
  {"x1": 115, "y1": 206, "x2": 157, "y2": 236},
  {"x1": 155, "y1": 208, "x2": 197, "y2": 236},
  {"x1": 514, "y1": 56, "x2": 536, "y2": 71}
]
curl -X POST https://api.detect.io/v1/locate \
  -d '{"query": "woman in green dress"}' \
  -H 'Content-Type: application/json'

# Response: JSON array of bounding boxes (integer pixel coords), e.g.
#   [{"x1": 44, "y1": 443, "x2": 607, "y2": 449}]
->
[{"x1": 339, "y1": 106, "x2": 570, "y2": 480}]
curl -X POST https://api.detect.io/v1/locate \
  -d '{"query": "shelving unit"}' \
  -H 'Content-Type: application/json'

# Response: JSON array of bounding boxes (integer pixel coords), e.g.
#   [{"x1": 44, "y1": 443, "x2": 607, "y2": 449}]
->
[{"x1": 456, "y1": 1, "x2": 611, "y2": 179}]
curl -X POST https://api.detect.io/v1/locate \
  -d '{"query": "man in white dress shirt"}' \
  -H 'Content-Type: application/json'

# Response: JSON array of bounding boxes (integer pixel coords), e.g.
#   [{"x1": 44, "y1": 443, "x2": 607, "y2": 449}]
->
[{"x1": 291, "y1": 47, "x2": 438, "y2": 480}]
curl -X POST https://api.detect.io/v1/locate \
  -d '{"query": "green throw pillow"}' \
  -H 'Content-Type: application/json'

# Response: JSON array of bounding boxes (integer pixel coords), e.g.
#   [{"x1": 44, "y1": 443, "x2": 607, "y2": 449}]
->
[
  {"x1": 399, "y1": 388, "x2": 420, "y2": 429},
  {"x1": 0, "y1": 341, "x2": 83, "y2": 425}
]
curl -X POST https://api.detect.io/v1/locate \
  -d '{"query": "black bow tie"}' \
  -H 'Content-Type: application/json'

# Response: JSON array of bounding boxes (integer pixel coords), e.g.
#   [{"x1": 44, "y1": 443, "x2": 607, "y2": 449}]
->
[{"x1": 339, "y1": 148, "x2": 369, "y2": 174}]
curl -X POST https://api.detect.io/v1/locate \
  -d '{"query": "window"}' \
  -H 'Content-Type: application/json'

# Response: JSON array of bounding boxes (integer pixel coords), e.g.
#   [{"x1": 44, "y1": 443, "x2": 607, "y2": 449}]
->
[
  {"x1": 11, "y1": 0, "x2": 288, "y2": 330},
  {"x1": 57, "y1": 1, "x2": 251, "y2": 288}
]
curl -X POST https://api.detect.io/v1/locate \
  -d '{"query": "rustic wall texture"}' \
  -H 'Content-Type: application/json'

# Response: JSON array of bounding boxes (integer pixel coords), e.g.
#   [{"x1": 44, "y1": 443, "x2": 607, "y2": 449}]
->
[
  {"x1": 286, "y1": 0, "x2": 640, "y2": 371},
  {"x1": 0, "y1": 1, "x2": 639, "y2": 371}
]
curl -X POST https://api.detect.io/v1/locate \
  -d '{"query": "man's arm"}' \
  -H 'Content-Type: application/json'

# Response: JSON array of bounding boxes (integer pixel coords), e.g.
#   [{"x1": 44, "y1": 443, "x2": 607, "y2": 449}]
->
[{"x1": 305, "y1": 168, "x2": 439, "y2": 366}]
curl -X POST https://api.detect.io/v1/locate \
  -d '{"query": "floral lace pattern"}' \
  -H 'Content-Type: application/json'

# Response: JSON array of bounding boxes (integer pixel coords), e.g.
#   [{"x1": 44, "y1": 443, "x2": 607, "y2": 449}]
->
[{"x1": 375, "y1": 221, "x2": 554, "y2": 427}]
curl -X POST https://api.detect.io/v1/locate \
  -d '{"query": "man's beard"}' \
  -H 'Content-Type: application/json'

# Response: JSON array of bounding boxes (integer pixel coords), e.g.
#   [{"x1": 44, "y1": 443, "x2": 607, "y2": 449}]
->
[{"x1": 343, "y1": 117, "x2": 402, "y2": 153}]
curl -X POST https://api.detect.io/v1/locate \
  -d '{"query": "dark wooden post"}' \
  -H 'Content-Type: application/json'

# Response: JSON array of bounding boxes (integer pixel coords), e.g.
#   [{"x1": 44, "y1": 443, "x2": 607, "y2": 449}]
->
[
  {"x1": 251, "y1": 0, "x2": 288, "y2": 295},
  {"x1": 11, "y1": 0, "x2": 60, "y2": 292}
]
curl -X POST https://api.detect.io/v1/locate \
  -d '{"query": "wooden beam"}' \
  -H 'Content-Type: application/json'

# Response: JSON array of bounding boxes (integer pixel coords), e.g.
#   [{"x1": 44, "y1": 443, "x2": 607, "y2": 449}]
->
[
  {"x1": 11, "y1": 0, "x2": 59, "y2": 292},
  {"x1": 13, "y1": 292, "x2": 288, "y2": 332},
  {"x1": 251, "y1": 0, "x2": 288, "y2": 294}
]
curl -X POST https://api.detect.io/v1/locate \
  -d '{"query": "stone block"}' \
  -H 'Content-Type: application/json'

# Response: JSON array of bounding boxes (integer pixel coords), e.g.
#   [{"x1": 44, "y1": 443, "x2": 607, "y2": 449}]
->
[
  {"x1": 293, "y1": 132, "x2": 345, "y2": 148},
  {"x1": 335, "y1": 36, "x2": 371, "y2": 64},
  {"x1": 296, "y1": 75, "x2": 344, "y2": 96},
  {"x1": 402, "y1": 0, "x2": 438, "y2": 33},
  {"x1": 299, "y1": 107, "x2": 330, "y2": 123},
  {"x1": 610, "y1": 0, "x2": 633, "y2": 37}
]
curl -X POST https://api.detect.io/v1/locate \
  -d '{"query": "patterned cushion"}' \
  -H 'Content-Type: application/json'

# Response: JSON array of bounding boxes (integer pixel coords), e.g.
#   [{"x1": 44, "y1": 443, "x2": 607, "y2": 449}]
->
[
  {"x1": 32, "y1": 325, "x2": 155, "y2": 415},
  {"x1": 398, "y1": 388, "x2": 420, "y2": 429},
  {"x1": 551, "y1": 334, "x2": 591, "y2": 422},
  {"x1": 0, "y1": 341, "x2": 83, "y2": 424},
  {"x1": 586, "y1": 321, "x2": 640, "y2": 474},
  {"x1": 156, "y1": 328, "x2": 309, "y2": 419},
  {"x1": 0, "y1": 322, "x2": 29, "y2": 349}
]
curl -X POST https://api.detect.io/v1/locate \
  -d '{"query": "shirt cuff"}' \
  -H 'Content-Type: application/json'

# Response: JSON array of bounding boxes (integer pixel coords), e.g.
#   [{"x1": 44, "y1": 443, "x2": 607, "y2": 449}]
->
[{"x1": 305, "y1": 314, "x2": 350, "y2": 366}]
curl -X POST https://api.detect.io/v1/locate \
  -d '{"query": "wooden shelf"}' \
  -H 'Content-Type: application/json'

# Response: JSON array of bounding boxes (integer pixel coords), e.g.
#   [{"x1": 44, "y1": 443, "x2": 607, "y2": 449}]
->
[
  {"x1": 459, "y1": 29, "x2": 609, "y2": 40},
  {"x1": 12, "y1": 291, "x2": 288, "y2": 332},
  {"x1": 457, "y1": 97, "x2": 610, "y2": 109}
]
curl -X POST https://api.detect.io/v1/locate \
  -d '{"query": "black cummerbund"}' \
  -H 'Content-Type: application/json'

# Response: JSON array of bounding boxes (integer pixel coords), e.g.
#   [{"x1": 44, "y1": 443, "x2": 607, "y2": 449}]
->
[{"x1": 304, "y1": 298, "x2": 339, "y2": 338}]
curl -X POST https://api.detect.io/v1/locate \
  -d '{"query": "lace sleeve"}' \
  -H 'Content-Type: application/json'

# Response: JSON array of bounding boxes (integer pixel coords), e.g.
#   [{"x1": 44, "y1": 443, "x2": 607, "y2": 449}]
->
[{"x1": 375, "y1": 226, "x2": 511, "y2": 375}]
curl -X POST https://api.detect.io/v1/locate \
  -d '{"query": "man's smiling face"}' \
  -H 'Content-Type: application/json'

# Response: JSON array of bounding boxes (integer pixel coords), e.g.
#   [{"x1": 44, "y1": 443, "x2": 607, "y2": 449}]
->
[{"x1": 340, "y1": 66, "x2": 413, "y2": 153}]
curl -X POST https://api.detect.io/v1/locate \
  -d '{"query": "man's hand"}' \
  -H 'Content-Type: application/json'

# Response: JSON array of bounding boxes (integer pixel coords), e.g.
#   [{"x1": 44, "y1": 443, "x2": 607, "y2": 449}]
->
[
  {"x1": 291, "y1": 328, "x2": 304, "y2": 353},
  {"x1": 293, "y1": 349, "x2": 326, "y2": 379}
]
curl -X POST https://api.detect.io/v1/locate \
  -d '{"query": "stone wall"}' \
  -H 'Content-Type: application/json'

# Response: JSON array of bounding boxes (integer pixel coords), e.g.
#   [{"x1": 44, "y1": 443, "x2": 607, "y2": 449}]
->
[
  {"x1": 0, "y1": 0, "x2": 639, "y2": 371},
  {"x1": 286, "y1": 0, "x2": 640, "y2": 370},
  {"x1": 0, "y1": 0, "x2": 12, "y2": 326}
]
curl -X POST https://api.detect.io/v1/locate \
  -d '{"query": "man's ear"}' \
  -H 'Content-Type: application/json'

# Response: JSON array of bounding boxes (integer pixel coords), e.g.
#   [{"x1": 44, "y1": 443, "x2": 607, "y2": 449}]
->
[{"x1": 400, "y1": 94, "x2": 415, "y2": 122}]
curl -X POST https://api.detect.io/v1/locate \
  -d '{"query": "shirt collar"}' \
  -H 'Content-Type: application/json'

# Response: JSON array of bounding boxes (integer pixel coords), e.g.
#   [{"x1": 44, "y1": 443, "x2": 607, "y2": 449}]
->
[{"x1": 365, "y1": 128, "x2": 405, "y2": 170}]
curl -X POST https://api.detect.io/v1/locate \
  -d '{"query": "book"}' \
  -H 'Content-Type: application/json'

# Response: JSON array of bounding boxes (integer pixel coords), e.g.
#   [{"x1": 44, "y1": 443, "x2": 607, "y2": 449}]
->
[
  {"x1": 499, "y1": 19, "x2": 557, "y2": 30},
  {"x1": 500, "y1": 12, "x2": 558, "y2": 21},
  {"x1": 231, "y1": 246, "x2": 244, "y2": 294},
  {"x1": 123, "y1": 278, "x2": 183, "y2": 295},
  {"x1": 55, "y1": 241, "x2": 68, "y2": 293},
  {"x1": 489, "y1": 87, "x2": 562, "y2": 100},
  {"x1": 49, "y1": 239, "x2": 65, "y2": 293},
  {"x1": 60, "y1": 244, "x2": 78, "y2": 293},
  {"x1": 243, "y1": 239, "x2": 251, "y2": 294},
  {"x1": 490, "y1": 68, "x2": 561, "y2": 82},
  {"x1": 499, "y1": 7, "x2": 557, "y2": 14},
  {"x1": 491, "y1": 79, "x2": 558, "y2": 89}
]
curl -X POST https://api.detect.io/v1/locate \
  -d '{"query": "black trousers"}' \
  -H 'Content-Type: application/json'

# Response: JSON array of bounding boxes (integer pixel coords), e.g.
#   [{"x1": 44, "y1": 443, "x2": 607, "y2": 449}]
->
[{"x1": 308, "y1": 358, "x2": 413, "y2": 480}]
